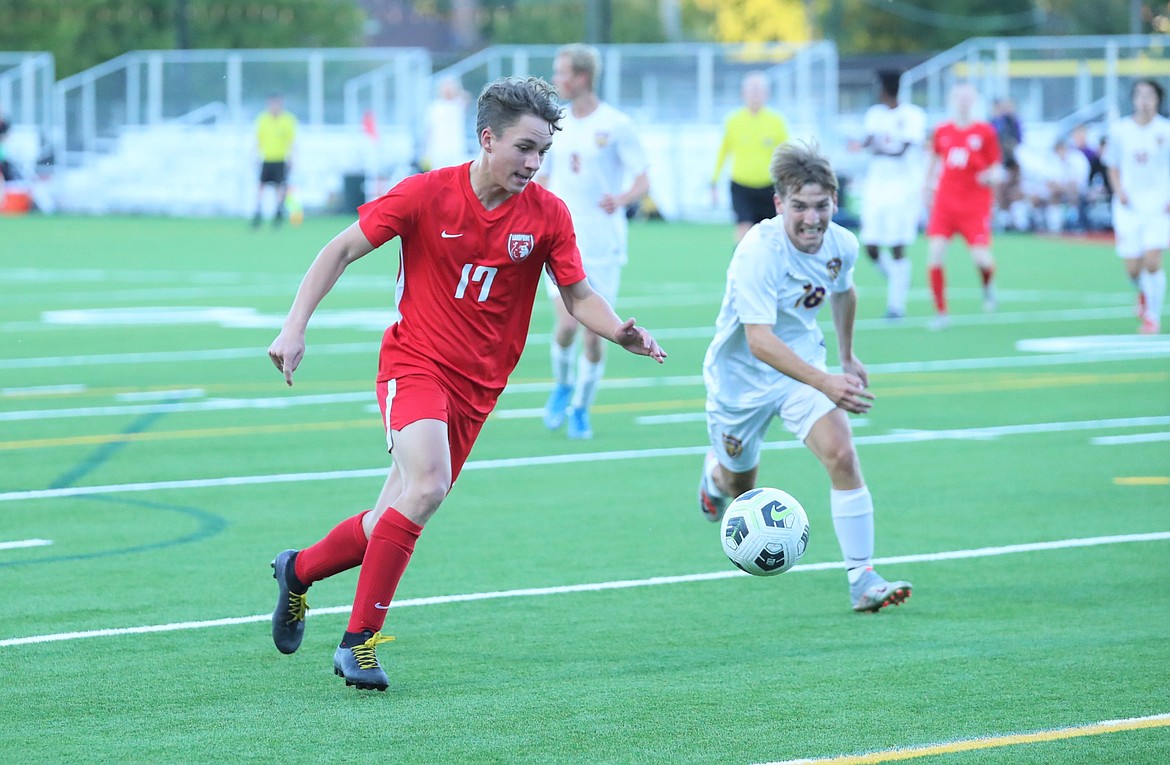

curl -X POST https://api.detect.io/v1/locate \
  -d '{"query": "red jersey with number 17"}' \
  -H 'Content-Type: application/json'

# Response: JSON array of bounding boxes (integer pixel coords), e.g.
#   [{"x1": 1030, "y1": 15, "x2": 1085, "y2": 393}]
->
[
  {"x1": 358, "y1": 164, "x2": 587, "y2": 416},
  {"x1": 932, "y1": 121, "x2": 1000, "y2": 206}
]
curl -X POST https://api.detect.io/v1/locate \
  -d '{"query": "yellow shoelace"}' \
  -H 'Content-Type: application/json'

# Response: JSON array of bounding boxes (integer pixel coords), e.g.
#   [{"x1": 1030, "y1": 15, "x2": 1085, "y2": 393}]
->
[
  {"x1": 284, "y1": 591, "x2": 308, "y2": 624},
  {"x1": 351, "y1": 631, "x2": 396, "y2": 669}
]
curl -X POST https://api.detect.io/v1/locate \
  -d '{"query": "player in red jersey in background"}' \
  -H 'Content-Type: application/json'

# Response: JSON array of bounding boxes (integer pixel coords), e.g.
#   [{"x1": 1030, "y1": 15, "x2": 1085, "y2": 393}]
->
[
  {"x1": 265, "y1": 76, "x2": 667, "y2": 692},
  {"x1": 923, "y1": 82, "x2": 1003, "y2": 330}
]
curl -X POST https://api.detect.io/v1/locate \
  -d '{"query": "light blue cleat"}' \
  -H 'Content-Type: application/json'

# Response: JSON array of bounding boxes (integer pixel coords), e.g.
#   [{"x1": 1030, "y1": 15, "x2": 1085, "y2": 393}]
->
[
  {"x1": 543, "y1": 383, "x2": 573, "y2": 430},
  {"x1": 567, "y1": 407, "x2": 593, "y2": 440}
]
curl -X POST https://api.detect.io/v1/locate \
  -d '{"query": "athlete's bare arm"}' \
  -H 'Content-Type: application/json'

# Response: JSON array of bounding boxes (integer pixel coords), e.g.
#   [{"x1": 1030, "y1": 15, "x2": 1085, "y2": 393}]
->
[
  {"x1": 558, "y1": 278, "x2": 666, "y2": 362},
  {"x1": 268, "y1": 222, "x2": 377, "y2": 385}
]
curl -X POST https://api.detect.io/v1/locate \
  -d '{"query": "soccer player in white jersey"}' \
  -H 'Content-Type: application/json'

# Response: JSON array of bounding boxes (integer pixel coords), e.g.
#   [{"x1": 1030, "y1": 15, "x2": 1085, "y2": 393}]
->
[
  {"x1": 852, "y1": 69, "x2": 927, "y2": 320},
  {"x1": 1103, "y1": 79, "x2": 1169, "y2": 335},
  {"x1": 698, "y1": 141, "x2": 912, "y2": 613},
  {"x1": 540, "y1": 43, "x2": 651, "y2": 439}
]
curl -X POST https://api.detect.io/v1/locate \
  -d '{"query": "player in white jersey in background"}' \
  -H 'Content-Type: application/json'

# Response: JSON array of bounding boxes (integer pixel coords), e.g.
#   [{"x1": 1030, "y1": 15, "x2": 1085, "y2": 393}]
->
[
  {"x1": 1103, "y1": 78, "x2": 1170, "y2": 335},
  {"x1": 698, "y1": 140, "x2": 912, "y2": 613},
  {"x1": 850, "y1": 69, "x2": 927, "y2": 320},
  {"x1": 540, "y1": 43, "x2": 651, "y2": 439}
]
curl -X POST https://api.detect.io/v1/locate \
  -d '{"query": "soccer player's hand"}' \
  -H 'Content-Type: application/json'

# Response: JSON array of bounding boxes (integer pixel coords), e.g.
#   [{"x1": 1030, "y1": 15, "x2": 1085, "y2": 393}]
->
[
  {"x1": 841, "y1": 356, "x2": 869, "y2": 389},
  {"x1": 599, "y1": 193, "x2": 620, "y2": 214},
  {"x1": 268, "y1": 331, "x2": 306, "y2": 386},
  {"x1": 614, "y1": 318, "x2": 667, "y2": 363},
  {"x1": 822, "y1": 372, "x2": 873, "y2": 414}
]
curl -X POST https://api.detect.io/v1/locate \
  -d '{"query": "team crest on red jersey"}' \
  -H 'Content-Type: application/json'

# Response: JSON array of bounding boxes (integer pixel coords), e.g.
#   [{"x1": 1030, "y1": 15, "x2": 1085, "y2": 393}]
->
[
  {"x1": 826, "y1": 257, "x2": 842, "y2": 280},
  {"x1": 967, "y1": 134, "x2": 983, "y2": 151},
  {"x1": 508, "y1": 233, "x2": 534, "y2": 262}
]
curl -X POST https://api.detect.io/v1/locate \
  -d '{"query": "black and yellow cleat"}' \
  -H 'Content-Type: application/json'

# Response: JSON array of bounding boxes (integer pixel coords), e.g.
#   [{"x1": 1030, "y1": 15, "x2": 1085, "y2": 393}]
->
[
  {"x1": 270, "y1": 549, "x2": 309, "y2": 654},
  {"x1": 333, "y1": 630, "x2": 395, "y2": 691}
]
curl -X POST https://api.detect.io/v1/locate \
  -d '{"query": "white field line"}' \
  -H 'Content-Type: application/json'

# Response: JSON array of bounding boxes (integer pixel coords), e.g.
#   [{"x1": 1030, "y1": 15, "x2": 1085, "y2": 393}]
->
[
  {"x1": 1, "y1": 301, "x2": 1159, "y2": 371},
  {"x1": 1092, "y1": 432, "x2": 1170, "y2": 445},
  {"x1": 2, "y1": 531, "x2": 1166, "y2": 649},
  {"x1": 0, "y1": 539, "x2": 52, "y2": 551},
  {"x1": 2, "y1": 345, "x2": 1167, "y2": 423},
  {"x1": 2, "y1": 415, "x2": 1168, "y2": 504},
  {"x1": 1, "y1": 384, "x2": 88, "y2": 397}
]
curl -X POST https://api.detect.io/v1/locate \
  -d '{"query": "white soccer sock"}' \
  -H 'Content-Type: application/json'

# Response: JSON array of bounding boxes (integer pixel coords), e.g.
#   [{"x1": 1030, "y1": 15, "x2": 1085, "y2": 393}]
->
[
  {"x1": 888, "y1": 257, "x2": 912, "y2": 314},
  {"x1": 570, "y1": 357, "x2": 605, "y2": 410},
  {"x1": 703, "y1": 453, "x2": 727, "y2": 498},
  {"x1": 550, "y1": 340, "x2": 577, "y2": 388},
  {"x1": 1143, "y1": 268, "x2": 1166, "y2": 322},
  {"x1": 831, "y1": 486, "x2": 875, "y2": 583}
]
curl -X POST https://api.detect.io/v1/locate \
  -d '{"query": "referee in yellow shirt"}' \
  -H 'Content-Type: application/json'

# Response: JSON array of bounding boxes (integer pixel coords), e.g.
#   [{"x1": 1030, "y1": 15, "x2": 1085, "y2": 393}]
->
[
  {"x1": 711, "y1": 71, "x2": 790, "y2": 243},
  {"x1": 253, "y1": 94, "x2": 298, "y2": 228}
]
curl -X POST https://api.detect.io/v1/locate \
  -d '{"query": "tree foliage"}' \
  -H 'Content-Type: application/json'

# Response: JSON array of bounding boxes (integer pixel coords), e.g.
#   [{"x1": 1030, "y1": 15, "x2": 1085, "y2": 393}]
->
[
  {"x1": 480, "y1": 0, "x2": 669, "y2": 44},
  {"x1": 0, "y1": 0, "x2": 365, "y2": 77},
  {"x1": 688, "y1": 0, "x2": 810, "y2": 44}
]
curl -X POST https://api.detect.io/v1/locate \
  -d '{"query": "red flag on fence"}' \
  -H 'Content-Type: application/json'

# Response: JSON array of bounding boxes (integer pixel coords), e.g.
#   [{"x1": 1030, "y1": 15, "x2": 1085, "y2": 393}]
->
[{"x1": 362, "y1": 110, "x2": 378, "y2": 141}]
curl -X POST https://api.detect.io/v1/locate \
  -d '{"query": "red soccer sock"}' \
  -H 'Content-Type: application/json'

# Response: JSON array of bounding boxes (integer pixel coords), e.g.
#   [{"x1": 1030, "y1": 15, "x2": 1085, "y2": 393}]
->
[
  {"x1": 928, "y1": 265, "x2": 947, "y2": 314},
  {"x1": 294, "y1": 511, "x2": 370, "y2": 586},
  {"x1": 347, "y1": 508, "x2": 423, "y2": 634},
  {"x1": 979, "y1": 264, "x2": 995, "y2": 287}
]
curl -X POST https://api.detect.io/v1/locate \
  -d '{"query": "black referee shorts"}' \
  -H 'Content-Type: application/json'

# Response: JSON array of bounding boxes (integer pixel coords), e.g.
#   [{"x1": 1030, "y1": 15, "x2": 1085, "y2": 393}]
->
[{"x1": 730, "y1": 181, "x2": 776, "y2": 224}]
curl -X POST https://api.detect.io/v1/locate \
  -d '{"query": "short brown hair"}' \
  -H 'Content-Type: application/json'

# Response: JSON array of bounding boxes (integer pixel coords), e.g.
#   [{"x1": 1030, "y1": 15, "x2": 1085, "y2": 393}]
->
[
  {"x1": 770, "y1": 140, "x2": 838, "y2": 198},
  {"x1": 475, "y1": 76, "x2": 562, "y2": 139}
]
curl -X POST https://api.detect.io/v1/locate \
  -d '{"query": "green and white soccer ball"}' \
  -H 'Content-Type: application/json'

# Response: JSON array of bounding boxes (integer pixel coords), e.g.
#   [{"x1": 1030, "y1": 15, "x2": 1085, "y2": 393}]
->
[{"x1": 720, "y1": 487, "x2": 810, "y2": 576}]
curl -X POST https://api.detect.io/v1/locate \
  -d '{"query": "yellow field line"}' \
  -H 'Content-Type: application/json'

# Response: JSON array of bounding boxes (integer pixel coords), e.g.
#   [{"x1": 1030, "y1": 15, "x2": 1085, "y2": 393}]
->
[
  {"x1": 3, "y1": 372, "x2": 1163, "y2": 451},
  {"x1": 767, "y1": 712, "x2": 1170, "y2": 765},
  {"x1": 1114, "y1": 476, "x2": 1170, "y2": 486}
]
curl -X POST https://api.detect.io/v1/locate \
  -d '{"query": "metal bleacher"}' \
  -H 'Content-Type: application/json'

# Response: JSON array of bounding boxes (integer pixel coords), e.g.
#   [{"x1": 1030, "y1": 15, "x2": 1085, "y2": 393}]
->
[
  {"x1": 37, "y1": 42, "x2": 836, "y2": 220},
  {"x1": 5, "y1": 35, "x2": 1169, "y2": 220}
]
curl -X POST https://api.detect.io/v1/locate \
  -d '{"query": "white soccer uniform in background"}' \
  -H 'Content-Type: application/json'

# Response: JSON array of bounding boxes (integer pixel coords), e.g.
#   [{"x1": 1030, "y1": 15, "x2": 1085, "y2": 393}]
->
[
  {"x1": 1103, "y1": 114, "x2": 1170, "y2": 258},
  {"x1": 703, "y1": 217, "x2": 859, "y2": 472},
  {"x1": 543, "y1": 102, "x2": 648, "y2": 304},
  {"x1": 859, "y1": 102, "x2": 927, "y2": 248}
]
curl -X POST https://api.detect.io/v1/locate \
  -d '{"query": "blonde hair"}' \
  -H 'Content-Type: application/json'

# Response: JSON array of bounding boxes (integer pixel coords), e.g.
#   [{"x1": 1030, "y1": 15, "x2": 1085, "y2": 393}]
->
[
  {"x1": 556, "y1": 44, "x2": 602, "y2": 90},
  {"x1": 770, "y1": 140, "x2": 838, "y2": 198}
]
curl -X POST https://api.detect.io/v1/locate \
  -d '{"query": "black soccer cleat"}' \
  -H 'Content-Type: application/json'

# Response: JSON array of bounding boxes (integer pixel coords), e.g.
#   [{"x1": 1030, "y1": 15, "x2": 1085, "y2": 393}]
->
[
  {"x1": 270, "y1": 549, "x2": 309, "y2": 655},
  {"x1": 333, "y1": 630, "x2": 395, "y2": 691}
]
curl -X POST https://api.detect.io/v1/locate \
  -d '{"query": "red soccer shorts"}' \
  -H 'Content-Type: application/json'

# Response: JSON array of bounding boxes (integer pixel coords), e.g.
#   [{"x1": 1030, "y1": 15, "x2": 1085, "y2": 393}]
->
[
  {"x1": 926, "y1": 197, "x2": 992, "y2": 246},
  {"x1": 375, "y1": 374, "x2": 486, "y2": 484}
]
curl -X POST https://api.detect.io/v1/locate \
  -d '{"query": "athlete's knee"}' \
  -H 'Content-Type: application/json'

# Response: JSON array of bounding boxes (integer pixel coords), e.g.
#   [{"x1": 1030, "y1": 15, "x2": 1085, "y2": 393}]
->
[
  {"x1": 401, "y1": 469, "x2": 452, "y2": 513},
  {"x1": 820, "y1": 442, "x2": 860, "y2": 478}
]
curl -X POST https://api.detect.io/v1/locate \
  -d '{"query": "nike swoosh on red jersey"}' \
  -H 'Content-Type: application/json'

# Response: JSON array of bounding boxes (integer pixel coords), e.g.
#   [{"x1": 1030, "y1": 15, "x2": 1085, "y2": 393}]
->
[{"x1": 441, "y1": 230, "x2": 463, "y2": 238}]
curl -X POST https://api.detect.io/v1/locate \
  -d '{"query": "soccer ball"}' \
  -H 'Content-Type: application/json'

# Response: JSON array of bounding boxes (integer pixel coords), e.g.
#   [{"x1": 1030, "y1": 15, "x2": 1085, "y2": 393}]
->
[{"x1": 720, "y1": 487, "x2": 810, "y2": 576}]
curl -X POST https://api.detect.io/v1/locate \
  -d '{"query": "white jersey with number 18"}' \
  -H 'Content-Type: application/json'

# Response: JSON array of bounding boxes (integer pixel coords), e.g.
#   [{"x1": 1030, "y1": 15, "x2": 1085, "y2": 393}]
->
[{"x1": 703, "y1": 216, "x2": 859, "y2": 410}]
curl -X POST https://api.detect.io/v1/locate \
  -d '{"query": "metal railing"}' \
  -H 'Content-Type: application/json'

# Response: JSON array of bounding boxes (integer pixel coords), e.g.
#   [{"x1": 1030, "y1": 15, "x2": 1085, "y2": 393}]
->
[
  {"x1": 52, "y1": 47, "x2": 432, "y2": 167},
  {"x1": 901, "y1": 34, "x2": 1170, "y2": 129}
]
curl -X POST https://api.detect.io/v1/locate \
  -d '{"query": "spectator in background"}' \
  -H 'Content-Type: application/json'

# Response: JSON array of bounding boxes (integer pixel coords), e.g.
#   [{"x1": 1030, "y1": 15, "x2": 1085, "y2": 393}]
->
[
  {"x1": 990, "y1": 97, "x2": 1022, "y2": 166},
  {"x1": 1070, "y1": 124, "x2": 1102, "y2": 185},
  {"x1": 1039, "y1": 137, "x2": 1090, "y2": 233},
  {"x1": 422, "y1": 75, "x2": 472, "y2": 171},
  {"x1": 252, "y1": 94, "x2": 297, "y2": 228},
  {"x1": 0, "y1": 105, "x2": 11, "y2": 188},
  {"x1": 711, "y1": 71, "x2": 790, "y2": 244}
]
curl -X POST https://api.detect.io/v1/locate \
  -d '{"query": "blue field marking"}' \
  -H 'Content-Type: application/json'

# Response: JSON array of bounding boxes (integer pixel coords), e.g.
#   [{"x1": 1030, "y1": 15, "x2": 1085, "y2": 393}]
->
[
  {"x1": 0, "y1": 494, "x2": 227, "y2": 568},
  {"x1": 47, "y1": 407, "x2": 174, "y2": 490},
  {"x1": 8, "y1": 398, "x2": 230, "y2": 567}
]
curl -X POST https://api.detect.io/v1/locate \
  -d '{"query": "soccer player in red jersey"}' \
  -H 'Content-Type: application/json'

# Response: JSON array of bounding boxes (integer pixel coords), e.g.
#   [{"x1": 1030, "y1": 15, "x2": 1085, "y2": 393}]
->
[
  {"x1": 923, "y1": 82, "x2": 1003, "y2": 330},
  {"x1": 265, "y1": 76, "x2": 667, "y2": 691}
]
